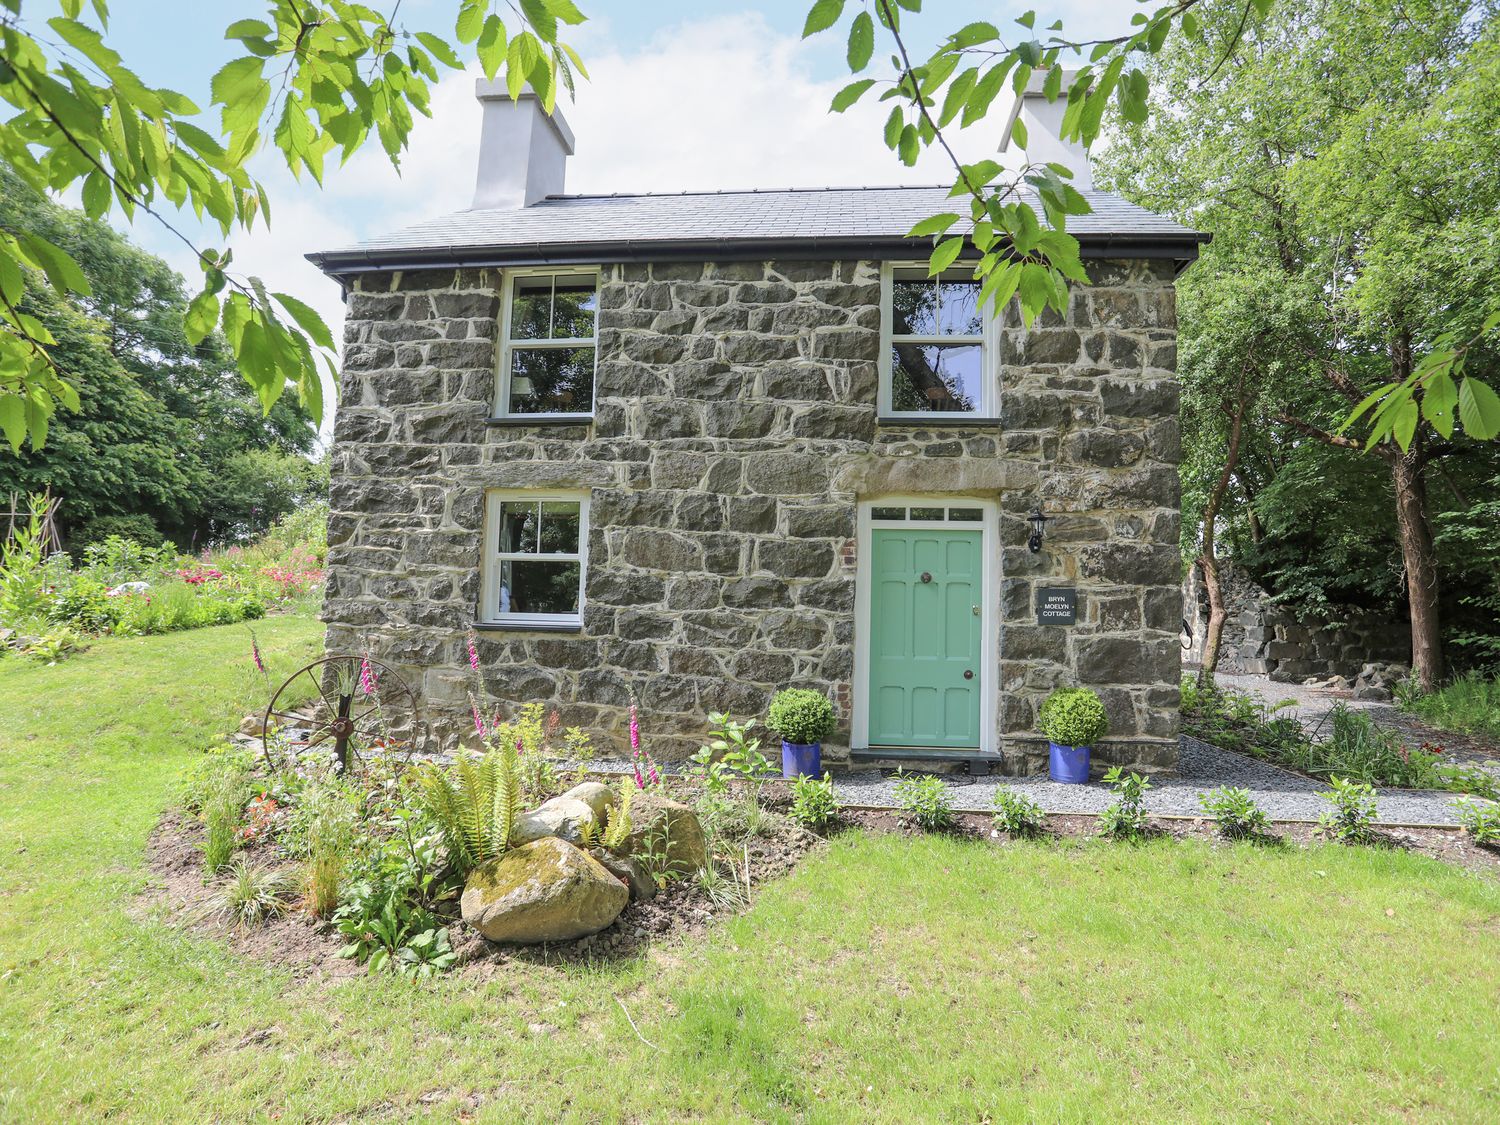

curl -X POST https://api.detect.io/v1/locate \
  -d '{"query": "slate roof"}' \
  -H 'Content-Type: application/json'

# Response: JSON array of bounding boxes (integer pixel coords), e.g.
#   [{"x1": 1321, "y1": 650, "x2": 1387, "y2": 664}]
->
[{"x1": 307, "y1": 185, "x2": 1205, "y2": 272}]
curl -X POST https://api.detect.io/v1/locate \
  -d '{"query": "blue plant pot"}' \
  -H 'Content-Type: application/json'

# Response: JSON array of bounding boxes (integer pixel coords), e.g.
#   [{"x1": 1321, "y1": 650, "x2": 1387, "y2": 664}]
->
[
  {"x1": 781, "y1": 740, "x2": 821, "y2": 779},
  {"x1": 1048, "y1": 741, "x2": 1091, "y2": 784}
]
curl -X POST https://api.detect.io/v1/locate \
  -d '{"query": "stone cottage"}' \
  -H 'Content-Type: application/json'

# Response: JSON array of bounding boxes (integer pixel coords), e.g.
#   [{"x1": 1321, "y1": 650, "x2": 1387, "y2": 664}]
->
[{"x1": 308, "y1": 78, "x2": 1203, "y2": 774}]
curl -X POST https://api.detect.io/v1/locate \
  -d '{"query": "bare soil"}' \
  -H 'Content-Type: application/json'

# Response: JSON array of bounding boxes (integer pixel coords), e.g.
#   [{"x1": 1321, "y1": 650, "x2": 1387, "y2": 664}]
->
[{"x1": 141, "y1": 795, "x2": 1500, "y2": 981}]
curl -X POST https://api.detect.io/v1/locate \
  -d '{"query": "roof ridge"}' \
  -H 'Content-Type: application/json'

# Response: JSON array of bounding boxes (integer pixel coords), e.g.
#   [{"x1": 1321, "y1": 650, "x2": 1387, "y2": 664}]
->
[{"x1": 539, "y1": 184, "x2": 959, "y2": 201}]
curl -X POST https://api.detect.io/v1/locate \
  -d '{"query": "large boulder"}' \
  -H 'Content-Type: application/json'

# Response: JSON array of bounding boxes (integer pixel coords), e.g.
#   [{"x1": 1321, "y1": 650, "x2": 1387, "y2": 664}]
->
[
  {"x1": 621, "y1": 792, "x2": 708, "y2": 877},
  {"x1": 556, "y1": 781, "x2": 618, "y2": 821},
  {"x1": 512, "y1": 797, "x2": 598, "y2": 846},
  {"x1": 461, "y1": 837, "x2": 629, "y2": 944}
]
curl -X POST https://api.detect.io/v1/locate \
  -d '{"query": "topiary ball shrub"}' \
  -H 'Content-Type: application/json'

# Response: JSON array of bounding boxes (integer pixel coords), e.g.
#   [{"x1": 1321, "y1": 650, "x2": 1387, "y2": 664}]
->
[
  {"x1": 1038, "y1": 687, "x2": 1109, "y2": 748},
  {"x1": 767, "y1": 688, "x2": 837, "y2": 745}
]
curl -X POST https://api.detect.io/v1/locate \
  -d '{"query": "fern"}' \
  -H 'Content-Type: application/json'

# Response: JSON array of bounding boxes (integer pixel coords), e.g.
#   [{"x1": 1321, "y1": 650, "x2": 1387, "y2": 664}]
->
[
  {"x1": 601, "y1": 778, "x2": 633, "y2": 851},
  {"x1": 418, "y1": 746, "x2": 522, "y2": 874},
  {"x1": 493, "y1": 739, "x2": 520, "y2": 855}
]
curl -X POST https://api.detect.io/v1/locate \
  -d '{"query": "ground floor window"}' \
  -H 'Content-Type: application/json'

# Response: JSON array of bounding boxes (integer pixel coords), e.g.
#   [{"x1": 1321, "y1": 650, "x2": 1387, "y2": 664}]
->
[{"x1": 480, "y1": 491, "x2": 588, "y2": 628}]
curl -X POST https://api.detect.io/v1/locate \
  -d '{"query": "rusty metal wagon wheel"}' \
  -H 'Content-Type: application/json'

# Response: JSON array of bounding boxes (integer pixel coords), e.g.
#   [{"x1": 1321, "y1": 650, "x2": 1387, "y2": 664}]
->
[{"x1": 260, "y1": 656, "x2": 418, "y2": 775}]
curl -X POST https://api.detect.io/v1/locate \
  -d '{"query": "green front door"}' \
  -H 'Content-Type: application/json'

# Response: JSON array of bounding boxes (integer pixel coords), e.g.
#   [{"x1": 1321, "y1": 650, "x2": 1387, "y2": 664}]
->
[{"x1": 868, "y1": 527, "x2": 983, "y2": 748}]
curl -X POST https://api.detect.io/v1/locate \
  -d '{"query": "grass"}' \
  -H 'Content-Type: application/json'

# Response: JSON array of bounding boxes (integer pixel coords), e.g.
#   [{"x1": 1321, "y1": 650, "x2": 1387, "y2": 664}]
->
[
  {"x1": 2, "y1": 620, "x2": 1499, "y2": 1121},
  {"x1": 1404, "y1": 671, "x2": 1500, "y2": 742}
]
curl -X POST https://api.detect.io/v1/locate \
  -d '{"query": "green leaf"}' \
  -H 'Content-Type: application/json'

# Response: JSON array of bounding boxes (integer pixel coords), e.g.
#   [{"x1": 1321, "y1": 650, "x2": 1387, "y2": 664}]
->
[
  {"x1": 1458, "y1": 376, "x2": 1500, "y2": 440},
  {"x1": 81, "y1": 170, "x2": 111, "y2": 218},
  {"x1": 0, "y1": 393, "x2": 25, "y2": 453},
  {"x1": 546, "y1": 0, "x2": 588, "y2": 26},
  {"x1": 963, "y1": 62, "x2": 1012, "y2": 127},
  {"x1": 897, "y1": 122, "x2": 918, "y2": 165},
  {"x1": 210, "y1": 55, "x2": 266, "y2": 108},
  {"x1": 803, "y1": 0, "x2": 844, "y2": 37},
  {"x1": 830, "y1": 78, "x2": 876, "y2": 112},
  {"x1": 929, "y1": 236, "x2": 964, "y2": 273},
  {"x1": 184, "y1": 289, "x2": 220, "y2": 345},
  {"x1": 1420, "y1": 371, "x2": 1458, "y2": 438},
  {"x1": 273, "y1": 291, "x2": 336, "y2": 351},
  {"x1": 416, "y1": 32, "x2": 464, "y2": 69},
  {"x1": 223, "y1": 18, "x2": 272, "y2": 42},
  {"x1": 908, "y1": 213, "x2": 961, "y2": 237},
  {"x1": 883, "y1": 106, "x2": 903, "y2": 149},
  {"x1": 847, "y1": 11, "x2": 874, "y2": 71},
  {"x1": 16, "y1": 232, "x2": 91, "y2": 296},
  {"x1": 477, "y1": 16, "x2": 506, "y2": 81},
  {"x1": 953, "y1": 22, "x2": 999, "y2": 48},
  {"x1": 520, "y1": 0, "x2": 556, "y2": 43},
  {"x1": 456, "y1": 2, "x2": 485, "y2": 43}
]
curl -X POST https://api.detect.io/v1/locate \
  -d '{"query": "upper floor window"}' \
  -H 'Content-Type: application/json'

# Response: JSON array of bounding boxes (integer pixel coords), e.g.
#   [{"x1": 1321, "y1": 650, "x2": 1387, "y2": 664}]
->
[
  {"x1": 480, "y1": 491, "x2": 588, "y2": 629},
  {"x1": 879, "y1": 264, "x2": 994, "y2": 418},
  {"x1": 495, "y1": 269, "x2": 598, "y2": 418}
]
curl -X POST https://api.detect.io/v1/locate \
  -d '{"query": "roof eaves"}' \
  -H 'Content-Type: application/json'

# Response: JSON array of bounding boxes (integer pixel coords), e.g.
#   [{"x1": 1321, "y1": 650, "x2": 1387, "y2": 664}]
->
[{"x1": 306, "y1": 230, "x2": 1210, "y2": 276}]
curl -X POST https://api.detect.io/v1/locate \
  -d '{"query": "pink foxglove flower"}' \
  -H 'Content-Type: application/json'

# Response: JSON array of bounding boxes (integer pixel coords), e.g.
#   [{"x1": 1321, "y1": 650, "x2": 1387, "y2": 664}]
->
[
  {"x1": 359, "y1": 655, "x2": 378, "y2": 696},
  {"x1": 466, "y1": 631, "x2": 481, "y2": 673},
  {"x1": 249, "y1": 630, "x2": 265, "y2": 675},
  {"x1": 629, "y1": 704, "x2": 640, "y2": 753}
]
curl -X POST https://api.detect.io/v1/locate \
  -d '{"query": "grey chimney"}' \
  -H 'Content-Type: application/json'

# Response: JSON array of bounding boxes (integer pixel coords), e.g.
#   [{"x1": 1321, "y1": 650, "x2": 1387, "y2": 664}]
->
[
  {"x1": 472, "y1": 79, "x2": 575, "y2": 210},
  {"x1": 998, "y1": 68, "x2": 1092, "y2": 190}
]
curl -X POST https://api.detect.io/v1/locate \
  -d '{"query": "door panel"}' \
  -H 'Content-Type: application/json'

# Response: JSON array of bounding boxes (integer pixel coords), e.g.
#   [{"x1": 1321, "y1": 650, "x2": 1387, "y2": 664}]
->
[{"x1": 868, "y1": 527, "x2": 983, "y2": 748}]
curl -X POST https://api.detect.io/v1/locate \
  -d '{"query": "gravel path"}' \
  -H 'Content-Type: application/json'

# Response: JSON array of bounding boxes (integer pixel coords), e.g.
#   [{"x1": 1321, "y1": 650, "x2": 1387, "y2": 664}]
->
[
  {"x1": 831, "y1": 736, "x2": 1479, "y2": 825},
  {"x1": 579, "y1": 735, "x2": 1483, "y2": 826},
  {"x1": 1212, "y1": 671, "x2": 1500, "y2": 779}
]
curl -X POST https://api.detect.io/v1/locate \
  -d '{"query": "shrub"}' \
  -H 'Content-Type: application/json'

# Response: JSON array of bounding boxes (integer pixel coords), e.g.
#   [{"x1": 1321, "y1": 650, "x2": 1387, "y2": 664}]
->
[
  {"x1": 212, "y1": 862, "x2": 297, "y2": 925},
  {"x1": 1455, "y1": 798, "x2": 1500, "y2": 846},
  {"x1": 416, "y1": 744, "x2": 521, "y2": 875},
  {"x1": 790, "y1": 772, "x2": 840, "y2": 831},
  {"x1": 1316, "y1": 776, "x2": 1379, "y2": 843},
  {"x1": 767, "y1": 688, "x2": 837, "y2": 745},
  {"x1": 1098, "y1": 767, "x2": 1152, "y2": 841},
  {"x1": 690, "y1": 711, "x2": 777, "y2": 803},
  {"x1": 893, "y1": 770, "x2": 955, "y2": 832},
  {"x1": 991, "y1": 787, "x2": 1047, "y2": 837},
  {"x1": 1038, "y1": 687, "x2": 1109, "y2": 748},
  {"x1": 70, "y1": 515, "x2": 164, "y2": 552},
  {"x1": 1198, "y1": 786, "x2": 1271, "y2": 840}
]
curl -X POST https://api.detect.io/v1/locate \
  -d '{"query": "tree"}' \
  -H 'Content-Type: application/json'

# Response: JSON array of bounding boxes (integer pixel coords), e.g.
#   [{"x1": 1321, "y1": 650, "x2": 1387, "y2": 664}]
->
[
  {"x1": 0, "y1": 0, "x2": 587, "y2": 451},
  {"x1": 0, "y1": 166, "x2": 322, "y2": 545},
  {"x1": 1102, "y1": 0, "x2": 1500, "y2": 689}
]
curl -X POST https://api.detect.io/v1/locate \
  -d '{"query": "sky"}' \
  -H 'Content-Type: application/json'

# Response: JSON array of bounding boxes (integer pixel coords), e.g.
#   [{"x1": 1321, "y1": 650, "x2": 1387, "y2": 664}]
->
[{"x1": 95, "y1": 0, "x2": 1136, "y2": 440}]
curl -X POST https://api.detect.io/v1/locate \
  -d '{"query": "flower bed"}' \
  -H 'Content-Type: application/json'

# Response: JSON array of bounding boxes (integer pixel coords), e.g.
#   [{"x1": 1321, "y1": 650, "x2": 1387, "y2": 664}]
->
[{"x1": 0, "y1": 498, "x2": 326, "y2": 661}]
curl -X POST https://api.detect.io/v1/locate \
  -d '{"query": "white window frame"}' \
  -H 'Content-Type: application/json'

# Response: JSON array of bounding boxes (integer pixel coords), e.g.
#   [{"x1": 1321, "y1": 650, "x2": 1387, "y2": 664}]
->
[
  {"x1": 851, "y1": 496, "x2": 1000, "y2": 756},
  {"x1": 479, "y1": 490, "x2": 589, "y2": 629},
  {"x1": 877, "y1": 261, "x2": 999, "y2": 419},
  {"x1": 493, "y1": 266, "x2": 600, "y2": 421}
]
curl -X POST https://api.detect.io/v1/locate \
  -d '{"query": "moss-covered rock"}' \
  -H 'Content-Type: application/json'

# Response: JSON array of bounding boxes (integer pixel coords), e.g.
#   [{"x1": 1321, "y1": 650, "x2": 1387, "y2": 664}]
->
[
  {"x1": 621, "y1": 792, "x2": 707, "y2": 876},
  {"x1": 461, "y1": 837, "x2": 628, "y2": 944}
]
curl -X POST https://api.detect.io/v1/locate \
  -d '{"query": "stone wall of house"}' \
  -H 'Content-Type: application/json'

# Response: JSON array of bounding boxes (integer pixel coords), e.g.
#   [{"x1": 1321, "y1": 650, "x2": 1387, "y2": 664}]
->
[
  {"x1": 324, "y1": 257, "x2": 1182, "y2": 773},
  {"x1": 1183, "y1": 561, "x2": 1409, "y2": 682}
]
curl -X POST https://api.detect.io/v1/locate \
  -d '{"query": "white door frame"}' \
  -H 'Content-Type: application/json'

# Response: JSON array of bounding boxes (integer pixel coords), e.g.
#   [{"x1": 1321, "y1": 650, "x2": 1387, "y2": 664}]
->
[{"x1": 851, "y1": 496, "x2": 1000, "y2": 755}]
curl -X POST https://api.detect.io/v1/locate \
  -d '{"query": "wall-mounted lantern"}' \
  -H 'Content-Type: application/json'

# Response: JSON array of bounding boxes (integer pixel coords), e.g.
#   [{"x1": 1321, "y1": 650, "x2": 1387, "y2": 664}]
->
[{"x1": 1027, "y1": 507, "x2": 1049, "y2": 553}]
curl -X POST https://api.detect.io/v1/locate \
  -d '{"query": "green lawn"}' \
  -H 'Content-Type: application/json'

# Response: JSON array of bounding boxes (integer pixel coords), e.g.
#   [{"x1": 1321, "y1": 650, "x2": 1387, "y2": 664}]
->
[{"x1": 2, "y1": 620, "x2": 1499, "y2": 1122}]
